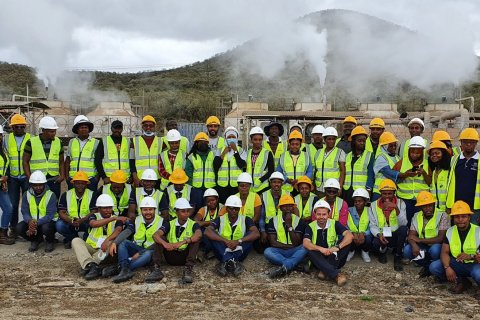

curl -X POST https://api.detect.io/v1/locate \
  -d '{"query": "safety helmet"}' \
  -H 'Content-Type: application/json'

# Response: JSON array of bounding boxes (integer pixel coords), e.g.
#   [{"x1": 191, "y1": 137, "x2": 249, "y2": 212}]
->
[
  {"x1": 194, "y1": 132, "x2": 209, "y2": 142},
  {"x1": 323, "y1": 127, "x2": 338, "y2": 137},
  {"x1": 169, "y1": 168, "x2": 189, "y2": 184},
  {"x1": 432, "y1": 130, "x2": 452, "y2": 142},
  {"x1": 142, "y1": 115, "x2": 156, "y2": 124},
  {"x1": 288, "y1": 130, "x2": 303, "y2": 141},
  {"x1": 237, "y1": 172, "x2": 253, "y2": 184},
  {"x1": 415, "y1": 191, "x2": 436, "y2": 207},
  {"x1": 249, "y1": 126, "x2": 264, "y2": 137},
  {"x1": 369, "y1": 118, "x2": 385, "y2": 129},
  {"x1": 352, "y1": 188, "x2": 370, "y2": 200},
  {"x1": 313, "y1": 199, "x2": 331, "y2": 211},
  {"x1": 311, "y1": 125, "x2": 325, "y2": 135},
  {"x1": 324, "y1": 178, "x2": 340, "y2": 190},
  {"x1": 409, "y1": 136, "x2": 426, "y2": 148},
  {"x1": 450, "y1": 200, "x2": 473, "y2": 216},
  {"x1": 110, "y1": 170, "x2": 127, "y2": 184},
  {"x1": 295, "y1": 176, "x2": 314, "y2": 191},
  {"x1": 459, "y1": 128, "x2": 479, "y2": 141},
  {"x1": 225, "y1": 195, "x2": 242, "y2": 208},
  {"x1": 206, "y1": 116, "x2": 221, "y2": 126},
  {"x1": 72, "y1": 115, "x2": 93, "y2": 134},
  {"x1": 379, "y1": 132, "x2": 398, "y2": 145},
  {"x1": 39, "y1": 116, "x2": 59, "y2": 130},
  {"x1": 408, "y1": 118, "x2": 425, "y2": 128},
  {"x1": 379, "y1": 179, "x2": 397, "y2": 191},
  {"x1": 29, "y1": 170, "x2": 47, "y2": 183},
  {"x1": 203, "y1": 188, "x2": 219, "y2": 198},
  {"x1": 166, "y1": 129, "x2": 181, "y2": 142},
  {"x1": 174, "y1": 198, "x2": 192, "y2": 210},
  {"x1": 348, "y1": 126, "x2": 368, "y2": 141},
  {"x1": 427, "y1": 141, "x2": 448, "y2": 153},
  {"x1": 96, "y1": 194, "x2": 114, "y2": 207},
  {"x1": 269, "y1": 171, "x2": 285, "y2": 182},
  {"x1": 141, "y1": 168, "x2": 158, "y2": 181},
  {"x1": 140, "y1": 197, "x2": 157, "y2": 209},
  {"x1": 72, "y1": 171, "x2": 89, "y2": 183},
  {"x1": 224, "y1": 126, "x2": 239, "y2": 138},
  {"x1": 343, "y1": 116, "x2": 357, "y2": 125},
  {"x1": 10, "y1": 114, "x2": 27, "y2": 126},
  {"x1": 278, "y1": 194, "x2": 296, "y2": 207}
]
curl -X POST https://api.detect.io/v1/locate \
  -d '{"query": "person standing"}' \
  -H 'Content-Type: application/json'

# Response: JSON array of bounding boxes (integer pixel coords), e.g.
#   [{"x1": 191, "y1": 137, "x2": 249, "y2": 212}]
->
[
  {"x1": 185, "y1": 132, "x2": 216, "y2": 193},
  {"x1": 131, "y1": 115, "x2": 160, "y2": 187},
  {"x1": 160, "y1": 119, "x2": 190, "y2": 153},
  {"x1": 0, "y1": 125, "x2": 14, "y2": 245},
  {"x1": 245, "y1": 127, "x2": 274, "y2": 193},
  {"x1": 306, "y1": 125, "x2": 324, "y2": 164},
  {"x1": 314, "y1": 127, "x2": 346, "y2": 193},
  {"x1": 158, "y1": 129, "x2": 186, "y2": 191},
  {"x1": 205, "y1": 116, "x2": 225, "y2": 153},
  {"x1": 372, "y1": 132, "x2": 400, "y2": 200},
  {"x1": 263, "y1": 121, "x2": 286, "y2": 168},
  {"x1": 398, "y1": 118, "x2": 428, "y2": 158},
  {"x1": 365, "y1": 118, "x2": 385, "y2": 155},
  {"x1": 336, "y1": 116, "x2": 357, "y2": 154}
]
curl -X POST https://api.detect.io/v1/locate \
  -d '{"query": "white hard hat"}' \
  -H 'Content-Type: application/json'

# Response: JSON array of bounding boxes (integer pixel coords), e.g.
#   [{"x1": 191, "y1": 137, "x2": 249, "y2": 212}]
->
[
  {"x1": 39, "y1": 116, "x2": 59, "y2": 130},
  {"x1": 29, "y1": 170, "x2": 47, "y2": 183},
  {"x1": 203, "y1": 188, "x2": 219, "y2": 198},
  {"x1": 324, "y1": 178, "x2": 340, "y2": 190},
  {"x1": 290, "y1": 122, "x2": 303, "y2": 132},
  {"x1": 249, "y1": 126, "x2": 264, "y2": 137},
  {"x1": 409, "y1": 136, "x2": 426, "y2": 148},
  {"x1": 352, "y1": 188, "x2": 370, "y2": 199},
  {"x1": 313, "y1": 199, "x2": 331, "y2": 211},
  {"x1": 140, "y1": 196, "x2": 158, "y2": 209},
  {"x1": 408, "y1": 118, "x2": 425, "y2": 128},
  {"x1": 166, "y1": 129, "x2": 181, "y2": 142},
  {"x1": 237, "y1": 172, "x2": 253, "y2": 184},
  {"x1": 0, "y1": 125, "x2": 4, "y2": 134},
  {"x1": 174, "y1": 198, "x2": 192, "y2": 210},
  {"x1": 225, "y1": 195, "x2": 242, "y2": 208},
  {"x1": 141, "y1": 168, "x2": 158, "y2": 181},
  {"x1": 269, "y1": 171, "x2": 285, "y2": 182},
  {"x1": 311, "y1": 125, "x2": 325, "y2": 135},
  {"x1": 96, "y1": 194, "x2": 114, "y2": 207},
  {"x1": 224, "y1": 126, "x2": 239, "y2": 138},
  {"x1": 323, "y1": 127, "x2": 338, "y2": 137},
  {"x1": 73, "y1": 115, "x2": 90, "y2": 126}
]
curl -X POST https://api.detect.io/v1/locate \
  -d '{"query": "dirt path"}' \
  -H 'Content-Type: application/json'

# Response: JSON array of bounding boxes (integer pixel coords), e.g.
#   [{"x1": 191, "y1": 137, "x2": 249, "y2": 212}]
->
[{"x1": 0, "y1": 240, "x2": 478, "y2": 319}]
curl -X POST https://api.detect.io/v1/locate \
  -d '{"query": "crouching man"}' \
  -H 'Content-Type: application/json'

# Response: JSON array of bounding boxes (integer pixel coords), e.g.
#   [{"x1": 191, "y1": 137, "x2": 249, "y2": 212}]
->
[
  {"x1": 72, "y1": 194, "x2": 128, "y2": 280},
  {"x1": 145, "y1": 198, "x2": 202, "y2": 284},
  {"x1": 303, "y1": 199, "x2": 353, "y2": 286}
]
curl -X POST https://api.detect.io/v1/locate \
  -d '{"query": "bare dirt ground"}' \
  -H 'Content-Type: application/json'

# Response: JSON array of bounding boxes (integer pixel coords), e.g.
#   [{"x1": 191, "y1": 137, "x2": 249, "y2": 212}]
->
[{"x1": 0, "y1": 239, "x2": 478, "y2": 320}]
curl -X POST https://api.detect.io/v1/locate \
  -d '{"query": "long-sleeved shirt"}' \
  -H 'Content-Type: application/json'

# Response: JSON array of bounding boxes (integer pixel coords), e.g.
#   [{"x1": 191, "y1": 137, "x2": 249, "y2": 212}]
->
[
  {"x1": 373, "y1": 149, "x2": 400, "y2": 182},
  {"x1": 21, "y1": 188, "x2": 58, "y2": 225},
  {"x1": 368, "y1": 198, "x2": 407, "y2": 237}
]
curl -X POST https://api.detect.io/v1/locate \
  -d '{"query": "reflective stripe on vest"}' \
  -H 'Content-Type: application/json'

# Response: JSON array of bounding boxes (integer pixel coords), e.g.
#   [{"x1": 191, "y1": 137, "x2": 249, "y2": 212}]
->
[
  {"x1": 27, "y1": 190, "x2": 54, "y2": 220},
  {"x1": 314, "y1": 147, "x2": 341, "y2": 191},
  {"x1": 167, "y1": 185, "x2": 191, "y2": 217},
  {"x1": 294, "y1": 193, "x2": 315, "y2": 219},
  {"x1": 133, "y1": 136, "x2": 160, "y2": 179},
  {"x1": 202, "y1": 205, "x2": 222, "y2": 222},
  {"x1": 322, "y1": 197, "x2": 344, "y2": 221},
  {"x1": 373, "y1": 150, "x2": 399, "y2": 194},
  {"x1": 30, "y1": 136, "x2": 61, "y2": 176},
  {"x1": 307, "y1": 143, "x2": 322, "y2": 164},
  {"x1": 86, "y1": 212, "x2": 116, "y2": 249},
  {"x1": 279, "y1": 151, "x2": 310, "y2": 192},
  {"x1": 134, "y1": 214, "x2": 163, "y2": 248},
  {"x1": 68, "y1": 138, "x2": 98, "y2": 178},
  {"x1": 219, "y1": 214, "x2": 246, "y2": 240},
  {"x1": 0, "y1": 149, "x2": 9, "y2": 176},
  {"x1": 246, "y1": 148, "x2": 269, "y2": 192},
  {"x1": 188, "y1": 152, "x2": 216, "y2": 188},
  {"x1": 166, "y1": 218, "x2": 195, "y2": 251},
  {"x1": 446, "y1": 224, "x2": 480, "y2": 263},
  {"x1": 309, "y1": 219, "x2": 337, "y2": 247},
  {"x1": 217, "y1": 147, "x2": 243, "y2": 187},
  {"x1": 66, "y1": 189, "x2": 93, "y2": 219},
  {"x1": 102, "y1": 136, "x2": 130, "y2": 178},
  {"x1": 446, "y1": 154, "x2": 480, "y2": 210},
  {"x1": 262, "y1": 190, "x2": 289, "y2": 223},
  {"x1": 344, "y1": 151, "x2": 371, "y2": 191},
  {"x1": 102, "y1": 184, "x2": 132, "y2": 215},
  {"x1": 371, "y1": 201, "x2": 399, "y2": 232},
  {"x1": 159, "y1": 150, "x2": 186, "y2": 190},
  {"x1": 431, "y1": 169, "x2": 448, "y2": 211},
  {"x1": 236, "y1": 192, "x2": 256, "y2": 219},
  {"x1": 412, "y1": 210, "x2": 441, "y2": 239},
  {"x1": 7, "y1": 132, "x2": 30, "y2": 176},
  {"x1": 396, "y1": 153, "x2": 429, "y2": 200},
  {"x1": 263, "y1": 139, "x2": 285, "y2": 168},
  {"x1": 273, "y1": 214, "x2": 300, "y2": 244},
  {"x1": 347, "y1": 208, "x2": 369, "y2": 233},
  {"x1": 400, "y1": 138, "x2": 428, "y2": 159},
  {"x1": 135, "y1": 188, "x2": 163, "y2": 215}
]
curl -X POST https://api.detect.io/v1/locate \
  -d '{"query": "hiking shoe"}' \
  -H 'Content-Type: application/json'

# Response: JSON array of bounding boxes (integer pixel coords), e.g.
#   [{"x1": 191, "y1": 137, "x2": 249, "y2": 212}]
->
[
  {"x1": 29, "y1": 241, "x2": 41, "y2": 252},
  {"x1": 0, "y1": 228, "x2": 14, "y2": 245},
  {"x1": 145, "y1": 266, "x2": 164, "y2": 283},
  {"x1": 378, "y1": 252, "x2": 387, "y2": 264},
  {"x1": 112, "y1": 266, "x2": 133, "y2": 283},
  {"x1": 335, "y1": 273, "x2": 347, "y2": 287},
  {"x1": 45, "y1": 242, "x2": 55, "y2": 253},
  {"x1": 84, "y1": 263, "x2": 101, "y2": 280},
  {"x1": 232, "y1": 261, "x2": 244, "y2": 277},
  {"x1": 182, "y1": 266, "x2": 193, "y2": 284},
  {"x1": 216, "y1": 262, "x2": 228, "y2": 277},
  {"x1": 394, "y1": 255, "x2": 403, "y2": 272},
  {"x1": 268, "y1": 265, "x2": 288, "y2": 279},
  {"x1": 102, "y1": 265, "x2": 120, "y2": 278},
  {"x1": 449, "y1": 279, "x2": 472, "y2": 294},
  {"x1": 361, "y1": 250, "x2": 371, "y2": 263}
]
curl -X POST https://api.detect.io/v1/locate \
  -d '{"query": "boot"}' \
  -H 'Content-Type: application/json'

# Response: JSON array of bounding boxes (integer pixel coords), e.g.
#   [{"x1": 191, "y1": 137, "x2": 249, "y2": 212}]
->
[
  {"x1": 45, "y1": 242, "x2": 55, "y2": 253},
  {"x1": 232, "y1": 260, "x2": 244, "y2": 277},
  {"x1": 84, "y1": 263, "x2": 101, "y2": 280},
  {"x1": 418, "y1": 267, "x2": 431, "y2": 278},
  {"x1": 216, "y1": 262, "x2": 228, "y2": 277},
  {"x1": 378, "y1": 252, "x2": 387, "y2": 264},
  {"x1": 102, "y1": 265, "x2": 121, "y2": 278},
  {"x1": 335, "y1": 273, "x2": 348, "y2": 287},
  {"x1": 145, "y1": 265, "x2": 164, "y2": 283},
  {"x1": 28, "y1": 240, "x2": 41, "y2": 252},
  {"x1": 268, "y1": 265, "x2": 288, "y2": 279},
  {"x1": 8, "y1": 227, "x2": 16, "y2": 240},
  {"x1": 0, "y1": 228, "x2": 14, "y2": 245},
  {"x1": 393, "y1": 255, "x2": 403, "y2": 272},
  {"x1": 317, "y1": 271, "x2": 327, "y2": 280},
  {"x1": 449, "y1": 278, "x2": 472, "y2": 294},
  {"x1": 112, "y1": 266, "x2": 133, "y2": 283},
  {"x1": 181, "y1": 266, "x2": 193, "y2": 284}
]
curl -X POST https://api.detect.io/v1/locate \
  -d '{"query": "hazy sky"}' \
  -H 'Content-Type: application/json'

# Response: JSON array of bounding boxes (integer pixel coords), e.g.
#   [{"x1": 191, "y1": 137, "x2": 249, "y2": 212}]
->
[{"x1": 1, "y1": 0, "x2": 479, "y2": 80}]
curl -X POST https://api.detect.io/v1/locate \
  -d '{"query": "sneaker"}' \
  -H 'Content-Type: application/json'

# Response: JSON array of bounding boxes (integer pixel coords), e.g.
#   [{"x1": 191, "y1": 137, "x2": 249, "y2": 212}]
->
[
  {"x1": 393, "y1": 255, "x2": 403, "y2": 272},
  {"x1": 145, "y1": 266, "x2": 165, "y2": 283},
  {"x1": 317, "y1": 271, "x2": 327, "y2": 280},
  {"x1": 232, "y1": 261, "x2": 244, "y2": 277},
  {"x1": 361, "y1": 250, "x2": 371, "y2": 263},
  {"x1": 225, "y1": 259, "x2": 235, "y2": 273},
  {"x1": 181, "y1": 266, "x2": 193, "y2": 284},
  {"x1": 84, "y1": 263, "x2": 101, "y2": 280},
  {"x1": 216, "y1": 262, "x2": 228, "y2": 277},
  {"x1": 112, "y1": 266, "x2": 134, "y2": 283},
  {"x1": 268, "y1": 265, "x2": 288, "y2": 279},
  {"x1": 335, "y1": 273, "x2": 347, "y2": 287},
  {"x1": 102, "y1": 265, "x2": 120, "y2": 278},
  {"x1": 45, "y1": 242, "x2": 55, "y2": 253},
  {"x1": 28, "y1": 241, "x2": 41, "y2": 252},
  {"x1": 346, "y1": 251, "x2": 355, "y2": 262},
  {"x1": 378, "y1": 252, "x2": 387, "y2": 264}
]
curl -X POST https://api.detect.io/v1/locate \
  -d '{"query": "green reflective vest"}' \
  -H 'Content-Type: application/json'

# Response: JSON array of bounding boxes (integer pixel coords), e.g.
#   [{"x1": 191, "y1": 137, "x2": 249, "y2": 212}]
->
[
  {"x1": 27, "y1": 190, "x2": 54, "y2": 220},
  {"x1": 446, "y1": 224, "x2": 480, "y2": 263},
  {"x1": 321, "y1": 197, "x2": 344, "y2": 221},
  {"x1": 219, "y1": 214, "x2": 246, "y2": 241},
  {"x1": 246, "y1": 148, "x2": 270, "y2": 192},
  {"x1": 279, "y1": 151, "x2": 310, "y2": 192},
  {"x1": 29, "y1": 136, "x2": 61, "y2": 176},
  {"x1": 102, "y1": 184, "x2": 132, "y2": 216},
  {"x1": 235, "y1": 192, "x2": 256, "y2": 219},
  {"x1": 396, "y1": 153, "x2": 429, "y2": 200},
  {"x1": 446, "y1": 154, "x2": 480, "y2": 210},
  {"x1": 217, "y1": 147, "x2": 243, "y2": 188},
  {"x1": 373, "y1": 150, "x2": 399, "y2": 194},
  {"x1": 167, "y1": 185, "x2": 192, "y2": 217},
  {"x1": 0, "y1": 150, "x2": 9, "y2": 176},
  {"x1": 307, "y1": 143, "x2": 322, "y2": 164},
  {"x1": 309, "y1": 219, "x2": 337, "y2": 248},
  {"x1": 273, "y1": 214, "x2": 300, "y2": 244},
  {"x1": 430, "y1": 168, "x2": 448, "y2": 212},
  {"x1": 68, "y1": 137, "x2": 98, "y2": 178},
  {"x1": 344, "y1": 151, "x2": 372, "y2": 191},
  {"x1": 65, "y1": 189, "x2": 93, "y2": 219},
  {"x1": 262, "y1": 190, "x2": 290, "y2": 223},
  {"x1": 399, "y1": 138, "x2": 428, "y2": 159},
  {"x1": 314, "y1": 147, "x2": 342, "y2": 191},
  {"x1": 166, "y1": 218, "x2": 195, "y2": 251},
  {"x1": 133, "y1": 136, "x2": 160, "y2": 179},
  {"x1": 188, "y1": 151, "x2": 216, "y2": 188},
  {"x1": 412, "y1": 210, "x2": 442, "y2": 239},
  {"x1": 6, "y1": 132, "x2": 30, "y2": 176},
  {"x1": 159, "y1": 150, "x2": 186, "y2": 190},
  {"x1": 263, "y1": 139, "x2": 286, "y2": 168},
  {"x1": 102, "y1": 136, "x2": 130, "y2": 178},
  {"x1": 134, "y1": 214, "x2": 163, "y2": 248},
  {"x1": 86, "y1": 212, "x2": 117, "y2": 249},
  {"x1": 370, "y1": 201, "x2": 399, "y2": 232},
  {"x1": 347, "y1": 208, "x2": 369, "y2": 233},
  {"x1": 201, "y1": 205, "x2": 223, "y2": 222},
  {"x1": 294, "y1": 193, "x2": 316, "y2": 219},
  {"x1": 135, "y1": 188, "x2": 163, "y2": 215}
]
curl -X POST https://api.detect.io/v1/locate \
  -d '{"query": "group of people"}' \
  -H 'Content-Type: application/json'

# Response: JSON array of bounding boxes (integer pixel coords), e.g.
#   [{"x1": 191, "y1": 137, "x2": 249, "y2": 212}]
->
[{"x1": 0, "y1": 112, "x2": 479, "y2": 298}]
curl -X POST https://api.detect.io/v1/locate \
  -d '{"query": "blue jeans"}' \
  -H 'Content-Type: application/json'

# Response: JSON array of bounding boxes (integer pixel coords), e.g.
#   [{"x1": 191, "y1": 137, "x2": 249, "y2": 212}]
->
[
  {"x1": 211, "y1": 240, "x2": 254, "y2": 262},
  {"x1": 67, "y1": 176, "x2": 98, "y2": 192},
  {"x1": 201, "y1": 230, "x2": 214, "y2": 253},
  {"x1": 350, "y1": 233, "x2": 373, "y2": 252},
  {"x1": 429, "y1": 258, "x2": 480, "y2": 285},
  {"x1": 0, "y1": 190, "x2": 13, "y2": 229},
  {"x1": 117, "y1": 240, "x2": 153, "y2": 271},
  {"x1": 264, "y1": 245, "x2": 308, "y2": 271},
  {"x1": 7, "y1": 176, "x2": 29, "y2": 228},
  {"x1": 55, "y1": 219, "x2": 89, "y2": 243},
  {"x1": 403, "y1": 243, "x2": 441, "y2": 267}
]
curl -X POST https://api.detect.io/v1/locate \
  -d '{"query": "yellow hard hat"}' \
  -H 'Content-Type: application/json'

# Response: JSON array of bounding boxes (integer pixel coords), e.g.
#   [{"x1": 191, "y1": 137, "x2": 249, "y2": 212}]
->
[
  {"x1": 169, "y1": 168, "x2": 189, "y2": 184},
  {"x1": 206, "y1": 116, "x2": 221, "y2": 126},
  {"x1": 142, "y1": 115, "x2": 156, "y2": 124},
  {"x1": 294, "y1": 176, "x2": 314, "y2": 191},
  {"x1": 459, "y1": 128, "x2": 479, "y2": 141},
  {"x1": 369, "y1": 118, "x2": 385, "y2": 129},
  {"x1": 71, "y1": 171, "x2": 89, "y2": 183},
  {"x1": 432, "y1": 130, "x2": 452, "y2": 142},
  {"x1": 379, "y1": 132, "x2": 398, "y2": 145},
  {"x1": 348, "y1": 126, "x2": 368, "y2": 141},
  {"x1": 415, "y1": 191, "x2": 436, "y2": 207},
  {"x1": 379, "y1": 179, "x2": 397, "y2": 191},
  {"x1": 450, "y1": 200, "x2": 473, "y2": 216},
  {"x1": 288, "y1": 130, "x2": 303, "y2": 141},
  {"x1": 427, "y1": 140, "x2": 448, "y2": 153},
  {"x1": 194, "y1": 132, "x2": 209, "y2": 142},
  {"x1": 343, "y1": 116, "x2": 357, "y2": 125},
  {"x1": 10, "y1": 114, "x2": 27, "y2": 126},
  {"x1": 110, "y1": 170, "x2": 127, "y2": 184},
  {"x1": 278, "y1": 194, "x2": 296, "y2": 208}
]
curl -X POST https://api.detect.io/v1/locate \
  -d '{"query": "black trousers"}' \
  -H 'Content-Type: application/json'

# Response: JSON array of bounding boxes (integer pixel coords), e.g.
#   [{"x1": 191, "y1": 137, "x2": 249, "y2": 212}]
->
[
  {"x1": 217, "y1": 186, "x2": 237, "y2": 204},
  {"x1": 152, "y1": 241, "x2": 200, "y2": 268},
  {"x1": 372, "y1": 226, "x2": 408, "y2": 256},
  {"x1": 308, "y1": 245, "x2": 350, "y2": 279},
  {"x1": 16, "y1": 220, "x2": 56, "y2": 243}
]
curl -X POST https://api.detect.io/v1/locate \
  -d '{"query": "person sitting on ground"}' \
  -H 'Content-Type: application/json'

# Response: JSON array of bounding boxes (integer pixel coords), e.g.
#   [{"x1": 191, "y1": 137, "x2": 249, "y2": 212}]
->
[
  {"x1": 303, "y1": 199, "x2": 353, "y2": 286},
  {"x1": 95, "y1": 170, "x2": 132, "y2": 217},
  {"x1": 204, "y1": 195, "x2": 260, "y2": 277},
  {"x1": 346, "y1": 188, "x2": 372, "y2": 263},
  {"x1": 127, "y1": 169, "x2": 163, "y2": 219}
]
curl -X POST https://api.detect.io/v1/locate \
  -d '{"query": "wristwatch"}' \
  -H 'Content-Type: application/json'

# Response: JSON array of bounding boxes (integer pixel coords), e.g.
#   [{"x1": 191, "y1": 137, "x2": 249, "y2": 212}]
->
[
  {"x1": 288, "y1": 227, "x2": 293, "y2": 232},
  {"x1": 238, "y1": 239, "x2": 243, "y2": 244}
]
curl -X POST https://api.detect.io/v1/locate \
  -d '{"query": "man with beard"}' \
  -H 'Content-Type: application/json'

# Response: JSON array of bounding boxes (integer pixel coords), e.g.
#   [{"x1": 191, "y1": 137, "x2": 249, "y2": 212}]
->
[
  {"x1": 365, "y1": 118, "x2": 385, "y2": 155},
  {"x1": 205, "y1": 116, "x2": 225, "y2": 153}
]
